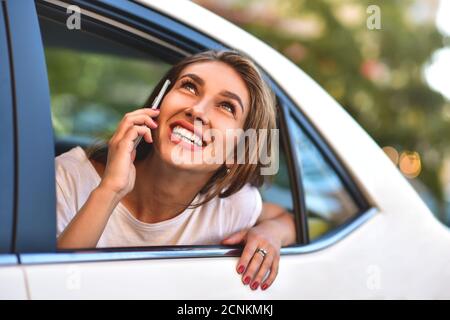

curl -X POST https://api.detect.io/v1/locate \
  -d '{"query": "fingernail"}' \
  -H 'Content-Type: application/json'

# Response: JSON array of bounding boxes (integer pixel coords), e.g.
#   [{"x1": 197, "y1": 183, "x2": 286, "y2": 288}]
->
[
  {"x1": 251, "y1": 282, "x2": 259, "y2": 290},
  {"x1": 243, "y1": 276, "x2": 251, "y2": 285},
  {"x1": 237, "y1": 265, "x2": 245, "y2": 274},
  {"x1": 261, "y1": 284, "x2": 268, "y2": 290}
]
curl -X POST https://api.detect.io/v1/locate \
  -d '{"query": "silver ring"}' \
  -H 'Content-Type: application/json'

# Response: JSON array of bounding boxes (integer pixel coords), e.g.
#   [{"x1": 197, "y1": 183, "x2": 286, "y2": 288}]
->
[{"x1": 255, "y1": 247, "x2": 268, "y2": 258}]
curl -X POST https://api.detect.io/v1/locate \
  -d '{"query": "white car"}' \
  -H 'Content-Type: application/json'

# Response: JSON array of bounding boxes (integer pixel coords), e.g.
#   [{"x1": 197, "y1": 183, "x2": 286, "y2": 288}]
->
[{"x1": 1, "y1": 0, "x2": 449, "y2": 299}]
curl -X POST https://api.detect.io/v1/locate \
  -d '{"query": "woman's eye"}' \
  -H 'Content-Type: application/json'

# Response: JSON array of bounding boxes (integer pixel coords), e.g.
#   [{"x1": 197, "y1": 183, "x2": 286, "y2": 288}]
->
[
  {"x1": 220, "y1": 102, "x2": 235, "y2": 114},
  {"x1": 181, "y1": 81, "x2": 197, "y2": 94}
]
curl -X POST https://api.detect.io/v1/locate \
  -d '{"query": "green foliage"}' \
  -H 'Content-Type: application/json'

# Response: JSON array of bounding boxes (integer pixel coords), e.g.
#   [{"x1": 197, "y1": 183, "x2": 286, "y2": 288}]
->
[
  {"x1": 209, "y1": 0, "x2": 448, "y2": 219},
  {"x1": 46, "y1": 47, "x2": 170, "y2": 139}
]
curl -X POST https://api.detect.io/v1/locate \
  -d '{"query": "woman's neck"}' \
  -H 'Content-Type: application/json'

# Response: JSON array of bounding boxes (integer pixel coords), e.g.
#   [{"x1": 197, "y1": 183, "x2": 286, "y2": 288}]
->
[{"x1": 123, "y1": 152, "x2": 213, "y2": 223}]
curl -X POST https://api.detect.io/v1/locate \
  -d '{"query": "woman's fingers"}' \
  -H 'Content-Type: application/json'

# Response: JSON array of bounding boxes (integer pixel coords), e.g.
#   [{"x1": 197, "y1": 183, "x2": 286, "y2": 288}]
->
[
  {"x1": 237, "y1": 235, "x2": 280, "y2": 291},
  {"x1": 253, "y1": 253, "x2": 277, "y2": 291},
  {"x1": 237, "y1": 240, "x2": 258, "y2": 280},
  {"x1": 241, "y1": 246, "x2": 272, "y2": 290},
  {"x1": 124, "y1": 107, "x2": 161, "y2": 120},
  {"x1": 113, "y1": 112, "x2": 158, "y2": 143},
  {"x1": 120, "y1": 125, "x2": 153, "y2": 151},
  {"x1": 261, "y1": 255, "x2": 279, "y2": 290}
]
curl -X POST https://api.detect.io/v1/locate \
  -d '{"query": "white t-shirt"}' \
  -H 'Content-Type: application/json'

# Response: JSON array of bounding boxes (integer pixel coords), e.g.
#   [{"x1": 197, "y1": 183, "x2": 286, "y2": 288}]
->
[{"x1": 55, "y1": 147, "x2": 263, "y2": 248}]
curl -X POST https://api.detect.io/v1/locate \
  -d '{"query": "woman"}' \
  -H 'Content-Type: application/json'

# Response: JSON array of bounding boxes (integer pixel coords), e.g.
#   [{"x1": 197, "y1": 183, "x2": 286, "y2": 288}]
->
[{"x1": 56, "y1": 50, "x2": 296, "y2": 291}]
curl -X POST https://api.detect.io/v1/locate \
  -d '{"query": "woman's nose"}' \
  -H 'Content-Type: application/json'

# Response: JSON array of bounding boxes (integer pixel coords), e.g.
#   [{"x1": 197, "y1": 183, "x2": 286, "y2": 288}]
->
[{"x1": 185, "y1": 101, "x2": 210, "y2": 125}]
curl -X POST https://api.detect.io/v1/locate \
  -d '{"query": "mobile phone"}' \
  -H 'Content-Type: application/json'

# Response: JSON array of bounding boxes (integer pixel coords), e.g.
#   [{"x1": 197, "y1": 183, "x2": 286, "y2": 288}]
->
[{"x1": 133, "y1": 79, "x2": 171, "y2": 149}]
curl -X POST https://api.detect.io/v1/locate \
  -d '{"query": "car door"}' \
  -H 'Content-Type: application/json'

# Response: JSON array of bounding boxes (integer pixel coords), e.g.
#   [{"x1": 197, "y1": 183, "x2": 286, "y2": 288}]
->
[{"x1": 16, "y1": 0, "x2": 378, "y2": 299}]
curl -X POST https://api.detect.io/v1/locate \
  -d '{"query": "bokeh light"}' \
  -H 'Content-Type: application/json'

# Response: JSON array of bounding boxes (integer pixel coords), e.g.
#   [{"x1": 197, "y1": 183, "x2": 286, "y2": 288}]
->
[
  {"x1": 382, "y1": 146, "x2": 399, "y2": 165},
  {"x1": 399, "y1": 151, "x2": 422, "y2": 179}
]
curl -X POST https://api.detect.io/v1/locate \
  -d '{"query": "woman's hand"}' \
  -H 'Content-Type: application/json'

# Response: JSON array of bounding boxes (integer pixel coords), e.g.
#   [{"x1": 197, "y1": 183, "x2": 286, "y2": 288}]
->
[
  {"x1": 221, "y1": 221, "x2": 283, "y2": 291},
  {"x1": 99, "y1": 108, "x2": 159, "y2": 199},
  {"x1": 221, "y1": 203, "x2": 296, "y2": 291}
]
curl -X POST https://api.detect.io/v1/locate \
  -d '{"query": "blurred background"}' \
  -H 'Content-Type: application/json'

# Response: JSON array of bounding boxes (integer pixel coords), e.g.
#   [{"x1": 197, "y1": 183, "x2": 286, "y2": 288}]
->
[{"x1": 192, "y1": 0, "x2": 450, "y2": 227}]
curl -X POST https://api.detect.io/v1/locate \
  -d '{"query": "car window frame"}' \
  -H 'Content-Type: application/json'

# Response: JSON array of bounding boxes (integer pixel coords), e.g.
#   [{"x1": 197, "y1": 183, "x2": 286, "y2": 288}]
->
[
  {"x1": 16, "y1": 0, "x2": 376, "y2": 265},
  {"x1": 283, "y1": 98, "x2": 372, "y2": 242},
  {"x1": 4, "y1": 0, "x2": 56, "y2": 254},
  {"x1": 0, "y1": 0, "x2": 15, "y2": 260}
]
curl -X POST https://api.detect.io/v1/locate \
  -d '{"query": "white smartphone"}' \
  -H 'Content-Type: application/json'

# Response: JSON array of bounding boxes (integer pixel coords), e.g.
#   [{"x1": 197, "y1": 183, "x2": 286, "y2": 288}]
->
[{"x1": 133, "y1": 79, "x2": 171, "y2": 149}]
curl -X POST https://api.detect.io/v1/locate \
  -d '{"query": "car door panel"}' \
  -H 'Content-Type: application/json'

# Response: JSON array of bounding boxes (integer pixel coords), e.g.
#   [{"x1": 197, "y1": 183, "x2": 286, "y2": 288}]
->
[{"x1": 0, "y1": 267, "x2": 28, "y2": 299}]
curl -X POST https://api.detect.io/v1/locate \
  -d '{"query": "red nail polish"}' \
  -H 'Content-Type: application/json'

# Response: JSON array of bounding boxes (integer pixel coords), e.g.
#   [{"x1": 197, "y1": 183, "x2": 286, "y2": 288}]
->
[
  {"x1": 262, "y1": 284, "x2": 268, "y2": 290},
  {"x1": 237, "y1": 265, "x2": 245, "y2": 274},
  {"x1": 251, "y1": 282, "x2": 259, "y2": 290},
  {"x1": 243, "y1": 276, "x2": 251, "y2": 285}
]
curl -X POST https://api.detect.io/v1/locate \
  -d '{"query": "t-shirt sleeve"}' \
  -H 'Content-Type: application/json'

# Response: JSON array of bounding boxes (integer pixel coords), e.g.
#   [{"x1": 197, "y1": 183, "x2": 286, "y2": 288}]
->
[
  {"x1": 224, "y1": 184, "x2": 263, "y2": 236},
  {"x1": 55, "y1": 156, "x2": 81, "y2": 238},
  {"x1": 55, "y1": 147, "x2": 102, "y2": 238}
]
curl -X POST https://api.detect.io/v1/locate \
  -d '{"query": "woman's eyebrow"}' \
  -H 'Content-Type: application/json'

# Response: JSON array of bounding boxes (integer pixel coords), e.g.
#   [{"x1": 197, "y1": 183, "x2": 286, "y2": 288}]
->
[
  {"x1": 219, "y1": 91, "x2": 244, "y2": 112},
  {"x1": 179, "y1": 73, "x2": 204, "y2": 85}
]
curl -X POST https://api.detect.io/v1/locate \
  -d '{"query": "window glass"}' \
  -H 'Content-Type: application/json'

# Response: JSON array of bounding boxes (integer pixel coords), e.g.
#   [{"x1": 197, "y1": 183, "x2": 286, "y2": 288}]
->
[
  {"x1": 290, "y1": 119, "x2": 359, "y2": 240},
  {"x1": 259, "y1": 143, "x2": 293, "y2": 213}
]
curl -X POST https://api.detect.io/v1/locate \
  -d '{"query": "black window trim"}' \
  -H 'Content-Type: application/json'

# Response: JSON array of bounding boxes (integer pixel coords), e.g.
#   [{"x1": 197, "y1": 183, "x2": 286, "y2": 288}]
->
[
  {"x1": 275, "y1": 96, "x2": 309, "y2": 244},
  {"x1": 16, "y1": 0, "x2": 376, "y2": 265},
  {"x1": 39, "y1": 0, "x2": 190, "y2": 58},
  {"x1": 43, "y1": 0, "x2": 222, "y2": 54}
]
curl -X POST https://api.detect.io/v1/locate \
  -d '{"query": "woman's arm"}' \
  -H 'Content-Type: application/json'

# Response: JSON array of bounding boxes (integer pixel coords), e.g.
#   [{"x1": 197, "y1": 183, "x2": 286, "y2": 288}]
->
[
  {"x1": 57, "y1": 108, "x2": 159, "y2": 249},
  {"x1": 221, "y1": 202, "x2": 296, "y2": 290},
  {"x1": 255, "y1": 202, "x2": 296, "y2": 246},
  {"x1": 57, "y1": 186, "x2": 122, "y2": 249}
]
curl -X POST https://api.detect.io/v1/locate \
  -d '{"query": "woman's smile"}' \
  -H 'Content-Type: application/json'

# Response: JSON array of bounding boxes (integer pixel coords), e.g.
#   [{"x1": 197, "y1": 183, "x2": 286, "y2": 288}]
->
[{"x1": 168, "y1": 119, "x2": 208, "y2": 151}]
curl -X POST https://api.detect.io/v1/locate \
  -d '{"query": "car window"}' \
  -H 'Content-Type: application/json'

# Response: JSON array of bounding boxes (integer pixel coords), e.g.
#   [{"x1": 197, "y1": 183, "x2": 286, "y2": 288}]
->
[
  {"x1": 37, "y1": 15, "x2": 172, "y2": 154},
  {"x1": 290, "y1": 118, "x2": 359, "y2": 240},
  {"x1": 37, "y1": 9, "x2": 299, "y2": 249},
  {"x1": 259, "y1": 140, "x2": 293, "y2": 214}
]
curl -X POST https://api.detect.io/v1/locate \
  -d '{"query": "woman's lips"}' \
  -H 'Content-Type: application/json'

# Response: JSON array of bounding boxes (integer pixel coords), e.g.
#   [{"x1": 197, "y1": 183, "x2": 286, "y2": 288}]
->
[
  {"x1": 168, "y1": 125, "x2": 206, "y2": 151},
  {"x1": 169, "y1": 120, "x2": 204, "y2": 141}
]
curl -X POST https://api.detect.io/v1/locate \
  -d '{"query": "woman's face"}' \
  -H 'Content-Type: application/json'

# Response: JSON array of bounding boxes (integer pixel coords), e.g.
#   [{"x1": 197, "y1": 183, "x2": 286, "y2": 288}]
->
[{"x1": 152, "y1": 61, "x2": 250, "y2": 173}]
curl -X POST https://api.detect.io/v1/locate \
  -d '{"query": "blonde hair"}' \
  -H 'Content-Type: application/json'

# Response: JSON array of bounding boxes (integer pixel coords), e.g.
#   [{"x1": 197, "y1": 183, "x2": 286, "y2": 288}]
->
[{"x1": 86, "y1": 49, "x2": 277, "y2": 207}]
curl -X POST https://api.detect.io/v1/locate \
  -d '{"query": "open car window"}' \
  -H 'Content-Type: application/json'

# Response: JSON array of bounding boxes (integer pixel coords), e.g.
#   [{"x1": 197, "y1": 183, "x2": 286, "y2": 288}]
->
[
  {"x1": 38, "y1": 13, "x2": 172, "y2": 155},
  {"x1": 37, "y1": 3, "x2": 298, "y2": 250}
]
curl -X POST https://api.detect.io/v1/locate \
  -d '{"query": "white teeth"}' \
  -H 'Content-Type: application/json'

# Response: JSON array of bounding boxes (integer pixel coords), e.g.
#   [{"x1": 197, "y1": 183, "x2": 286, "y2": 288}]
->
[{"x1": 172, "y1": 125, "x2": 203, "y2": 147}]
